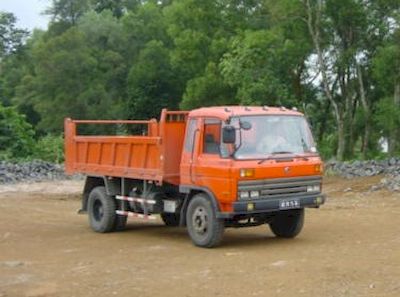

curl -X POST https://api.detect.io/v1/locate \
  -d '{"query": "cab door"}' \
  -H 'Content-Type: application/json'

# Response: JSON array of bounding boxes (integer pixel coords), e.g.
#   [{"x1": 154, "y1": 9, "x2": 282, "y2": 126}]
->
[{"x1": 192, "y1": 118, "x2": 232, "y2": 204}]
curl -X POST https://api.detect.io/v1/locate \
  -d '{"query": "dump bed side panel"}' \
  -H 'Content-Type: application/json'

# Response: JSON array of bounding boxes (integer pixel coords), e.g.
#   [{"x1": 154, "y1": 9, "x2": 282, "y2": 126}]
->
[
  {"x1": 64, "y1": 119, "x2": 163, "y2": 183},
  {"x1": 74, "y1": 136, "x2": 162, "y2": 181}
]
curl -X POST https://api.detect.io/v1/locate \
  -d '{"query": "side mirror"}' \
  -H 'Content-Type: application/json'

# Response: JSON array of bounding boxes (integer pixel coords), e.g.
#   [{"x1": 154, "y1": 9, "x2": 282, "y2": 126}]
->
[{"x1": 222, "y1": 126, "x2": 236, "y2": 144}]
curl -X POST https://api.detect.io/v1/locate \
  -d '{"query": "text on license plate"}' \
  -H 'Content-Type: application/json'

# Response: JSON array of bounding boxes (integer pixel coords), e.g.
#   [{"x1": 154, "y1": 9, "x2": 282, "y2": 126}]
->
[{"x1": 279, "y1": 199, "x2": 300, "y2": 209}]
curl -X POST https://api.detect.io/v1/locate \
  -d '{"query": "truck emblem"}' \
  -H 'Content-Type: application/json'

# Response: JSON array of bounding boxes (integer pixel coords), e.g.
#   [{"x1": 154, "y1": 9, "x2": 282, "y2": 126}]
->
[{"x1": 284, "y1": 166, "x2": 291, "y2": 174}]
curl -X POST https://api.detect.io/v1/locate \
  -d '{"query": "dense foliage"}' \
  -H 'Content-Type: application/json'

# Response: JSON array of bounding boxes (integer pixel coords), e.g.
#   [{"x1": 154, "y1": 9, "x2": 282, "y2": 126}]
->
[
  {"x1": 0, "y1": 0, "x2": 400, "y2": 161},
  {"x1": 0, "y1": 103, "x2": 35, "y2": 160}
]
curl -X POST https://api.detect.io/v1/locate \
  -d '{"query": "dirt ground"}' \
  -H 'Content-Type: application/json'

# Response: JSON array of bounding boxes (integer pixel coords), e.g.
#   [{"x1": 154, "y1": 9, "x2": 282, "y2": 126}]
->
[{"x1": 0, "y1": 176, "x2": 399, "y2": 297}]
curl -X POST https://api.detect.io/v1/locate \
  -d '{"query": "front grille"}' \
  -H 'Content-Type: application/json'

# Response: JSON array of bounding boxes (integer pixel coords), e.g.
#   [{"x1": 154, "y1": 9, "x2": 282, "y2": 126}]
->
[{"x1": 238, "y1": 176, "x2": 322, "y2": 200}]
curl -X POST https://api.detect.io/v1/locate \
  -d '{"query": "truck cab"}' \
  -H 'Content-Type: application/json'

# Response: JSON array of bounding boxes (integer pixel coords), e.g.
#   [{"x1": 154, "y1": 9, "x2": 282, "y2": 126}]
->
[{"x1": 177, "y1": 106, "x2": 325, "y2": 246}]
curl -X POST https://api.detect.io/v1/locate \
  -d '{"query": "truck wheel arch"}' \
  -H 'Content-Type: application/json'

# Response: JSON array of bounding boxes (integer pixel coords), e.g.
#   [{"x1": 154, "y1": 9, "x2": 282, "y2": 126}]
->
[
  {"x1": 179, "y1": 185, "x2": 221, "y2": 226},
  {"x1": 82, "y1": 176, "x2": 121, "y2": 212}
]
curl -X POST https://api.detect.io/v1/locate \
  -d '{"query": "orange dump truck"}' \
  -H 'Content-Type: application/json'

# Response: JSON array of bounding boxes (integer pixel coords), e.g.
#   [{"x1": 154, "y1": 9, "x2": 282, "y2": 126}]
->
[{"x1": 65, "y1": 106, "x2": 325, "y2": 247}]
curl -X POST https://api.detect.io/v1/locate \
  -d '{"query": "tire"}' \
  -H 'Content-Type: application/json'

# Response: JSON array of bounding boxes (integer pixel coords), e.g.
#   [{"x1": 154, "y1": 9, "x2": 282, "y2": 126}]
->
[
  {"x1": 161, "y1": 213, "x2": 180, "y2": 227},
  {"x1": 186, "y1": 193, "x2": 224, "y2": 248},
  {"x1": 269, "y1": 208, "x2": 304, "y2": 238},
  {"x1": 87, "y1": 186, "x2": 118, "y2": 233}
]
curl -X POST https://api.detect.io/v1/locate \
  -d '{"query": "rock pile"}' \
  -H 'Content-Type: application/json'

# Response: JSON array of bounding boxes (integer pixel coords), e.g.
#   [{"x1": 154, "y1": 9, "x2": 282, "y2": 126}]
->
[
  {"x1": 0, "y1": 161, "x2": 69, "y2": 184},
  {"x1": 326, "y1": 158, "x2": 400, "y2": 178},
  {"x1": 379, "y1": 174, "x2": 400, "y2": 192},
  {"x1": 326, "y1": 158, "x2": 400, "y2": 192}
]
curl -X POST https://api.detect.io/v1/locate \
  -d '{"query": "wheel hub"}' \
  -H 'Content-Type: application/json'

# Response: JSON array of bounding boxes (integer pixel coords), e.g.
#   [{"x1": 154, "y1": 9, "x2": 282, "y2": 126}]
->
[
  {"x1": 93, "y1": 200, "x2": 104, "y2": 221},
  {"x1": 192, "y1": 206, "x2": 208, "y2": 234}
]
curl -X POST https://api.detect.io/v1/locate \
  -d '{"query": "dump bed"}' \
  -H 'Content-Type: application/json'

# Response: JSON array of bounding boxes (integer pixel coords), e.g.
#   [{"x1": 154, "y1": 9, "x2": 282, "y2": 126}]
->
[{"x1": 64, "y1": 109, "x2": 188, "y2": 185}]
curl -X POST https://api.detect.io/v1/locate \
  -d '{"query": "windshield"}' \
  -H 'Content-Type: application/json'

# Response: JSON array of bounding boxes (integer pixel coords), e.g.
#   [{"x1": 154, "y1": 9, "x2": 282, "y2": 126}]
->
[{"x1": 224, "y1": 115, "x2": 316, "y2": 160}]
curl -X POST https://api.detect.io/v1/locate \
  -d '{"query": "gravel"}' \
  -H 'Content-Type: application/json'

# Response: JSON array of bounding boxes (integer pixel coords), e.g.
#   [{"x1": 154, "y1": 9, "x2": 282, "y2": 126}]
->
[
  {"x1": 326, "y1": 158, "x2": 400, "y2": 178},
  {"x1": 326, "y1": 158, "x2": 400, "y2": 192},
  {"x1": 0, "y1": 161, "x2": 75, "y2": 184},
  {"x1": 378, "y1": 174, "x2": 400, "y2": 192}
]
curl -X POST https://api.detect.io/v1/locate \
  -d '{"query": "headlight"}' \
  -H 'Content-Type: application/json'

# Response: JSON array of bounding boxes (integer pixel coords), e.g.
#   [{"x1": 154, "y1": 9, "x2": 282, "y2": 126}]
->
[
  {"x1": 250, "y1": 190, "x2": 260, "y2": 198},
  {"x1": 239, "y1": 191, "x2": 250, "y2": 199},
  {"x1": 239, "y1": 190, "x2": 260, "y2": 200},
  {"x1": 307, "y1": 185, "x2": 321, "y2": 192}
]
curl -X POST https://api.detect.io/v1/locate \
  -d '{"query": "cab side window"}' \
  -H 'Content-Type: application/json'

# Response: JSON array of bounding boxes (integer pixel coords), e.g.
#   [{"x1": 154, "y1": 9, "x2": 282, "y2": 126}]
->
[{"x1": 203, "y1": 119, "x2": 221, "y2": 154}]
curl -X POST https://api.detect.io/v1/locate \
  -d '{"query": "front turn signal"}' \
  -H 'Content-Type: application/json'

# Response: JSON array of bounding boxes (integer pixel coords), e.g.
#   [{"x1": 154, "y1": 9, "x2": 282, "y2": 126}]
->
[
  {"x1": 240, "y1": 168, "x2": 255, "y2": 178},
  {"x1": 314, "y1": 164, "x2": 323, "y2": 173}
]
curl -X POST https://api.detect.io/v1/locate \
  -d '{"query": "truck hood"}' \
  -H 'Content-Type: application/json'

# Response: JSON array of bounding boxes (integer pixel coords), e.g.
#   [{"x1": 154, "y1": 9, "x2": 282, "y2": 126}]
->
[{"x1": 231, "y1": 155, "x2": 323, "y2": 180}]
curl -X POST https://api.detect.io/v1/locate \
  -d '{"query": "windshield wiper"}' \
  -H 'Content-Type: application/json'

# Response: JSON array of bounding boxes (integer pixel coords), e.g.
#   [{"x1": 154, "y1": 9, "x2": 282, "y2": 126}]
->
[
  {"x1": 257, "y1": 151, "x2": 309, "y2": 164},
  {"x1": 257, "y1": 152, "x2": 294, "y2": 164},
  {"x1": 271, "y1": 151, "x2": 295, "y2": 155},
  {"x1": 257, "y1": 156, "x2": 274, "y2": 164},
  {"x1": 273, "y1": 151, "x2": 311, "y2": 161}
]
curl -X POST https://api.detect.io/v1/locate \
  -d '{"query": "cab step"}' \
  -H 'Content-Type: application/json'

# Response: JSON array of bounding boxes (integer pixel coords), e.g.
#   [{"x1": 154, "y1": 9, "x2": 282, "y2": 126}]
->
[
  {"x1": 116, "y1": 210, "x2": 156, "y2": 220},
  {"x1": 115, "y1": 195, "x2": 156, "y2": 204}
]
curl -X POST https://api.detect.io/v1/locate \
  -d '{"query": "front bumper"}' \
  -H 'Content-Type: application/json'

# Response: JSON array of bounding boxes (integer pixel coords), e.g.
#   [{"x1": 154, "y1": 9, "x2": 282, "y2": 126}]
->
[{"x1": 217, "y1": 193, "x2": 326, "y2": 219}]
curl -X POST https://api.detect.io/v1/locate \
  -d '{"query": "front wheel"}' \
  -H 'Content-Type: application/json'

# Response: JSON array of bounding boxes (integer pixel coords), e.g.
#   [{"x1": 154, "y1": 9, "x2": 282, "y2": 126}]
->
[
  {"x1": 269, "y1": 208, "x2": 304, "y2": 238},
  {"x1": 186, "y1": 194, "x2": 224, "y2": 248}
]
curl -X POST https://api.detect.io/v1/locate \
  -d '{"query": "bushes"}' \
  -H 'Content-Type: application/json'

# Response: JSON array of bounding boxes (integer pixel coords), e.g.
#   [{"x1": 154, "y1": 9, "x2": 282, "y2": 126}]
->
[
  {"x1": 0, "y1": 103, "x2": 64, "y2": 163},
  {"x1": 0, "y1": 103, "x2": 35, "y2": 160},
  {"x1": 32, "y1": 134, "x2": 64, "y2": 163}
]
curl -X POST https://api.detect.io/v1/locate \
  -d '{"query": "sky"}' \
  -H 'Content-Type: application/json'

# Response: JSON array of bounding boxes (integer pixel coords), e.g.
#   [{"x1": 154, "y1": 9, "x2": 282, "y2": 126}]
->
[{"x1": 0, "y1": 0, "x2": 50, "y2": 31}]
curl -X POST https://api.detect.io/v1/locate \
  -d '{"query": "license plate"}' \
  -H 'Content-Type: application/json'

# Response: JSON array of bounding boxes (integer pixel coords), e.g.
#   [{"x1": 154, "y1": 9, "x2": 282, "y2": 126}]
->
[{"x1": 279, "y1": 199, "x2": 300, "y2": 210}]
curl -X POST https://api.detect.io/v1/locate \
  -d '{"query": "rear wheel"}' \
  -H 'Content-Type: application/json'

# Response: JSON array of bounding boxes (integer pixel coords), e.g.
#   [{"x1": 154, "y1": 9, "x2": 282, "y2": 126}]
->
[
  {"x1": 88, "y1": 186, "x2": 126, "y2": 233},
  {"x1": 186, "y1": 194, "x2": 224, "y2": 248},
  {"x1": 161, "y1": 213, "x2": 180, "y2": 227},
  {"x1": 269, "y1": 208, "x2": 304, "y2": 238}
]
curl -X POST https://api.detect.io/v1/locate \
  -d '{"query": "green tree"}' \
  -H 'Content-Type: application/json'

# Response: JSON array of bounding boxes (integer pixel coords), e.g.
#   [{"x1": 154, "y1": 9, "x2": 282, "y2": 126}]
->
[
  {"x1": 165, "y1": 0, "x2": 253, "y2": 108},
  {"x1": 373, "y1": 29, "x2": 400, "y2": 155},
  {"x1": 0, "y1": 11, "x2": 30, "y2": 115},
  {"x1": 11, "y1": 10, "x2": 131, "y2": 133},
  {"x1": 0, "y1": 11, "x2": 28, "y2": 58},
  {"x1": 303, "y1": 0, "x2": 399, "y2": 160},
  {"x1": 220, "y1": 0, "x2": 313, "y2": 108},
  {"x1": 164, "y1": 0, "x2": 222, "y2": 83},
  {"x1": 78, "y1": 10, "x2": 129, "y2": 103},
  {"x1": 30, "y1": 28, "x2": 101, "y2": 131},
  {"x1": 122, "y1": 2, "x2": 170, "y2": 61},
  {"x1": 181, "y1": 62, "x2": 236, "y2": 109},
  {"x1": 45, "y1": 0, "x2": 92, "y2": 25},
  {"x1": 221, "y1": 28, "x2": 306, "y2": 106},
  {"x1": 92, "y1": 0, "x2": 141, "y2": 18},
  {"x1": 127, "y1": 40, "x2": 179, "y2": 119},
  {"x1": 1, "y1": 29, "x2": 43, "y2": 126}
]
